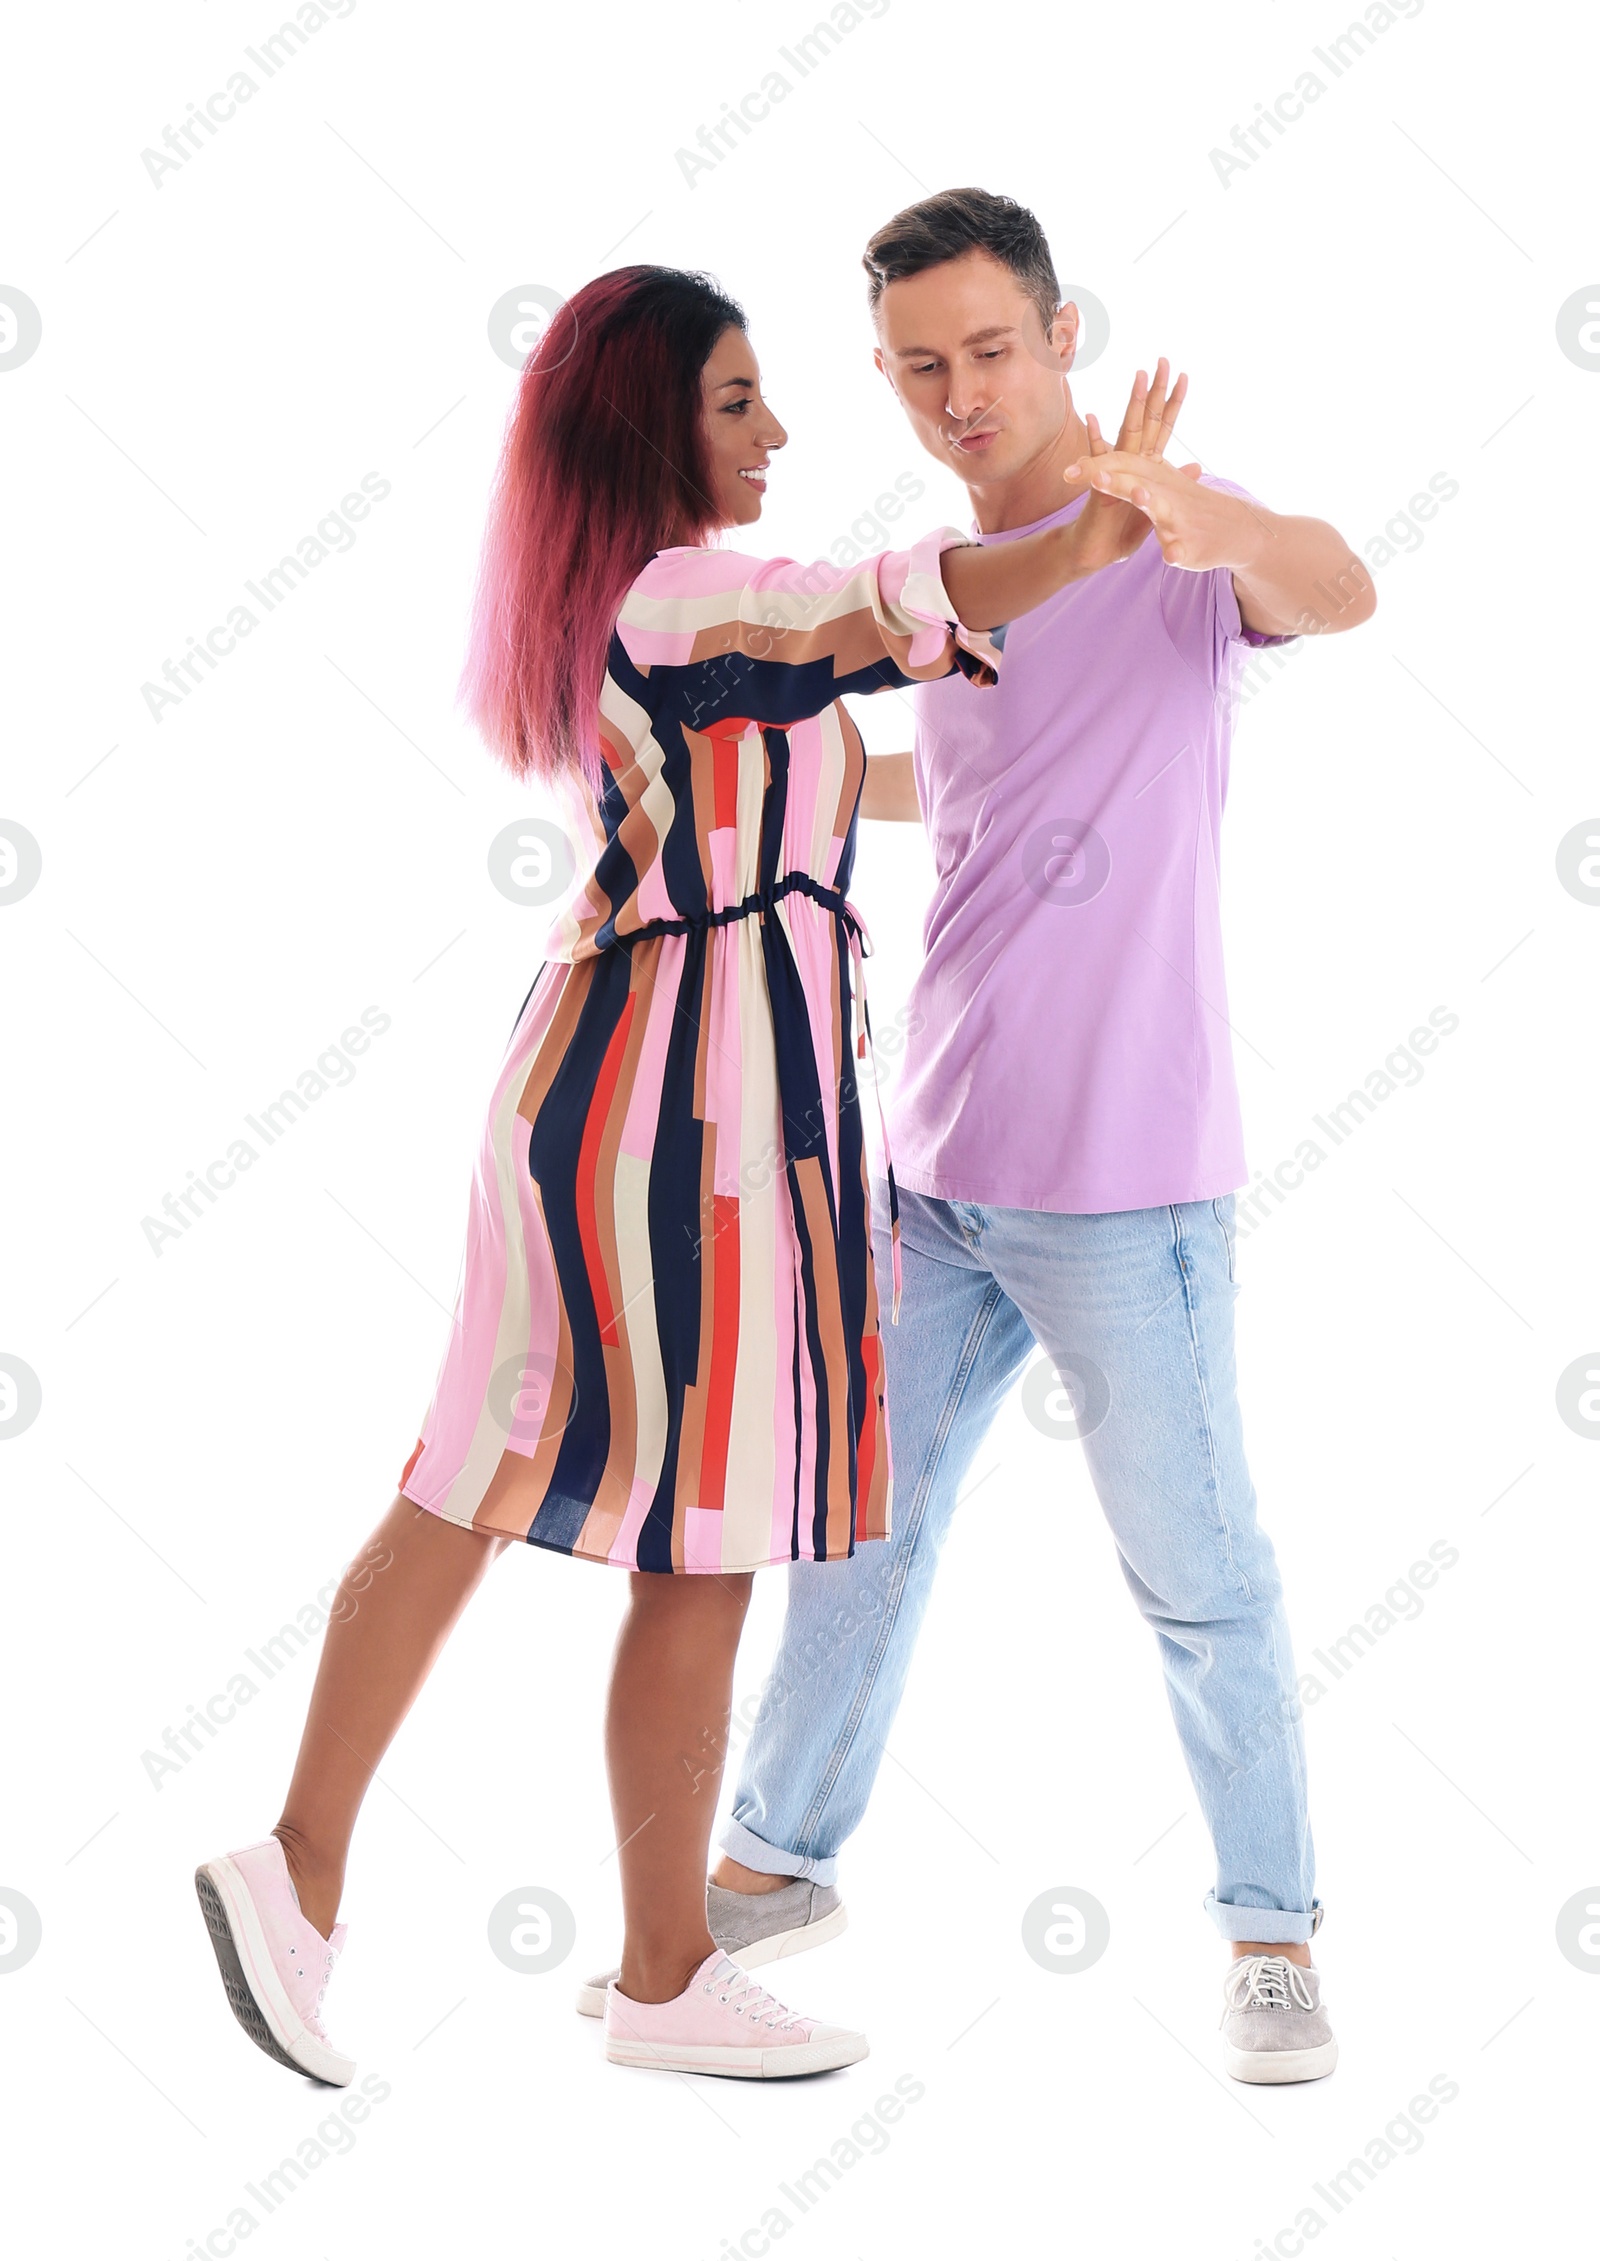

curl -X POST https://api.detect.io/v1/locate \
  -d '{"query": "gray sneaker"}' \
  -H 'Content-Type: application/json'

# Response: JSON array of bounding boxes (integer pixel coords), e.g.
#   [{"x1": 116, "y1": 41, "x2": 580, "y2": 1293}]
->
[
  {"x1": 1221, "y1": 1954, "x2": 1338, "y2": 2083},
  {"x1": 575, "y1": 1879, "x2": 846, "y2": 2017}
]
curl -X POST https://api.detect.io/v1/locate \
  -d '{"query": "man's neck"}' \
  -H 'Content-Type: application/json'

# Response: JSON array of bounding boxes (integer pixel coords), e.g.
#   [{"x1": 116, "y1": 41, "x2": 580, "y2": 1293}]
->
[{"x1": 966, "y1": 402, "x2": 1092, "y2": 535}]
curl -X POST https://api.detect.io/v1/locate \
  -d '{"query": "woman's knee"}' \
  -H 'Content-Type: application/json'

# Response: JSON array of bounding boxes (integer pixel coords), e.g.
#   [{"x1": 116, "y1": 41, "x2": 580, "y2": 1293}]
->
[{"x1": 341, "y1": 1495, "x2": 508, "y2": 1611}]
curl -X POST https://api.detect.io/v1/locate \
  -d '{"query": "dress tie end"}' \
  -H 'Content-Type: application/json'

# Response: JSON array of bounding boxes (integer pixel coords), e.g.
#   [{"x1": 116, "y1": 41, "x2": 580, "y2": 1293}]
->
[{"x1": 843, "y1": 896, "x2": 902, "y2": 1329}]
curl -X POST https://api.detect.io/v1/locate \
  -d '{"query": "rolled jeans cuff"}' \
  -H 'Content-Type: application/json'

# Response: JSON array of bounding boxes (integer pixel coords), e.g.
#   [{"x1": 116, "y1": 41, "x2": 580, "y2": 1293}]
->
[
  {"x1": 1205, "y1": 1891, "x2": 1324, "y2": 1945},
  {"x1": 719, "y1": 1818, "x2": 839, "y2": 1888}
]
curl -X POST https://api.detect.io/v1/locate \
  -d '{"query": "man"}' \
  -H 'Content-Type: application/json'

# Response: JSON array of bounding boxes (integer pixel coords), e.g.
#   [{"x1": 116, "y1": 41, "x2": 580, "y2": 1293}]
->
[{"x1": 582, "y1": 189, "x2": 1374, "y2": 2083}]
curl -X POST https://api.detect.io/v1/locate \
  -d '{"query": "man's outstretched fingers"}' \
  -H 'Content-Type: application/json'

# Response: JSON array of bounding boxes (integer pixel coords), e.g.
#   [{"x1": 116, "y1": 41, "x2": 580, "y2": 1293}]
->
[
  {"x1": 1137, "y1": 367, "x2": 1186, "y2": 458},
  {"x1": 1136, "y1": 358, "x2": 1173, "y2": 453},
  {"x1": 1113, "y1": 367, "x2": 1152, "y2": 452},
  {"x1": 1150, "y1": 370, "x2": 1189, "y2": 455}
]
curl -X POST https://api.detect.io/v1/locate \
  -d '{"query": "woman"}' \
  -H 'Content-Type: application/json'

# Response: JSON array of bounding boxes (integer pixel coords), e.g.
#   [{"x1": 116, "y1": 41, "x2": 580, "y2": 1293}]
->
[{"x1": 195, "y1": 265, "x2": 1184, "y2": 2082}]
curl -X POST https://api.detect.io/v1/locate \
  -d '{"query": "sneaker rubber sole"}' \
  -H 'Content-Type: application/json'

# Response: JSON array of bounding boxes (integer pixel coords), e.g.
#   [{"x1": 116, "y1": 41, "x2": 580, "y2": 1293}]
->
[
  {"x1": 1224, "y1": 2038, "x2": 1339, "y2": 2084},
  {"x1": 195, "y1": 1859, "x2": 353, "y2": 2087},
  {"x1": 605, "y1": 2027, "x2": 868, "y2": 2078},
  {"x1": 575, "y1": 1899, "x2": 848, "y2": 2018}
]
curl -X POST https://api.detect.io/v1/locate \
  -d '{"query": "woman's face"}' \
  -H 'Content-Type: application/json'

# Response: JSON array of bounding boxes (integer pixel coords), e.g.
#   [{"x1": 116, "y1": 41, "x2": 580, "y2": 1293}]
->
[{"x1": 699, "y1": 325, "x2": 788, "y2": 529}]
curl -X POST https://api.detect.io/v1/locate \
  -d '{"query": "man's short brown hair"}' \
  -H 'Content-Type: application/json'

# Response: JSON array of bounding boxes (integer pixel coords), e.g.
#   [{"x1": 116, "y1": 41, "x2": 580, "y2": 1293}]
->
[{"x1": 862, "y1": 188, "x2": 1061, "y2": 338}]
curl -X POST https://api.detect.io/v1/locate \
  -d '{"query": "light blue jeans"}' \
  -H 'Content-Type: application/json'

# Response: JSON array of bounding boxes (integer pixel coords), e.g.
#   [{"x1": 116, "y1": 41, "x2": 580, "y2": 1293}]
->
[{"x1": 722, "y1": 1185, "x2": 1321, "y2": 1944}]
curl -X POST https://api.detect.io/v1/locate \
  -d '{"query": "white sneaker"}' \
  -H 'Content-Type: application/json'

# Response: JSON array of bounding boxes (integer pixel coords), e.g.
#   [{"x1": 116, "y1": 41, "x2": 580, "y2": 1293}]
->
[
  {"x1": 1221, "y1": 1954, "x2": 1338, "y2": 2084},
  {"x1": 195, "y1": 1838, "x2": 354, "y2": 2086},
  {"x1": 576, "y1": 1878, "x2": 846, "y2": 2017},
  {"x1": 605, "y1": 1950, "x2": 867, "y2": 2079}
]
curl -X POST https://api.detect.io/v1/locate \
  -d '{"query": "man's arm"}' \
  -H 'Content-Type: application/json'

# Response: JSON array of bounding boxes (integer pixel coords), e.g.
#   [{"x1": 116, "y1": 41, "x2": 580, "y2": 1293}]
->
[
  {"x1": 1228, "y1": 504, "x2": 1375, "y2": 636},
  {"x1": 859, "y1": 751, "x2": 920, "y2": 822},
  {"x1": 1065, "y1": 451, "x2": 1376, "y2": 636}
]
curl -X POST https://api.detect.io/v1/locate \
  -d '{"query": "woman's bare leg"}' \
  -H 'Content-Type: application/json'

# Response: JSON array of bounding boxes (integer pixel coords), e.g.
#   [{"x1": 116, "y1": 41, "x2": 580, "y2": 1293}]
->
[
  {"x1": 607, "y1": 1571, "x2": 753, "y2": 2003},
  {"x1": 272, "y1": 1494, "x2": 508, "y2": 1937}
]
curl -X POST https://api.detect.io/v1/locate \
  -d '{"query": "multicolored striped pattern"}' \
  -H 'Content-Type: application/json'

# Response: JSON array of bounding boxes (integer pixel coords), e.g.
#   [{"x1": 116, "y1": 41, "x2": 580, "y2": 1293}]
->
[{"x1": 399, "y1": 531, "x2": 999, "y2": 1572}]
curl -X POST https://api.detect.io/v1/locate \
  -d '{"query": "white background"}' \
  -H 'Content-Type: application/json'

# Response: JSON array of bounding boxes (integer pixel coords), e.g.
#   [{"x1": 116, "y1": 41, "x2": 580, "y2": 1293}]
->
[{"x1": 4, "y1": 0, "x2": 1597, "y2": 2254}]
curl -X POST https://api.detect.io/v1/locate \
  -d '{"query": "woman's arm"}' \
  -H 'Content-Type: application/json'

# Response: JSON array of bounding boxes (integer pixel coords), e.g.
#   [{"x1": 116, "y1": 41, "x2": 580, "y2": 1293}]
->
[
  {"x1": 939, "y1": 514, "x2": 1102, "y2": 629},
  {"x1": 859, "y1": 752, "x2": 919, "y2": 822},
  {"x1": 617, "y1": 363, "x2": 1190, "y2": 731}
]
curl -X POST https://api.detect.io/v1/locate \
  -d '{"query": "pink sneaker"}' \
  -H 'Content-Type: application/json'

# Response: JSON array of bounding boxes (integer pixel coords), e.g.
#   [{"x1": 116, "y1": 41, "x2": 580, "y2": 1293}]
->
[
  {"x1": 605, "y1": 1950, "x2": 867, "y2": 2078},
  {"x1": 195, "y1": 1838, "x2": 354, "y2": 2087}
]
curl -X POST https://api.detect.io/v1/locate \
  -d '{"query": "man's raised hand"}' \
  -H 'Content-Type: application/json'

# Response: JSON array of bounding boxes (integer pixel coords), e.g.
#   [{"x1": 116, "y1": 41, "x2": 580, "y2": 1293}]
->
[
  {"x1": 1111, "y1": 354, "x2": 1189, "y2": 463},
  {"x1": 1064, "y1": 447, "x2": 1268, "y2": 575},
  {"x1": 1061, "y1": 359, "x2": 1200, "y2": 574}
]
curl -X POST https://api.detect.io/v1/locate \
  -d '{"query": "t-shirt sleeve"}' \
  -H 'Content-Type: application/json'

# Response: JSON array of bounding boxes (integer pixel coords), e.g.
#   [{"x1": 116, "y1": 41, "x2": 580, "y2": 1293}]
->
[
  {"x1": 614, "y1": 531, "x2": 1002, "y2": 732},
  {"x1": 1158, "y1": 474, "x2": 1300, "y2": 690}
]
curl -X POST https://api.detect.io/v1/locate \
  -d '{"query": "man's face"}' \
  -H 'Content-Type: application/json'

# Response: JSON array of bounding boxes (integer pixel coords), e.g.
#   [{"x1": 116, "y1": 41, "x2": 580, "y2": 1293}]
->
[{"x1": 873, "y1": 248, "x2": 1076, "y2": 489}]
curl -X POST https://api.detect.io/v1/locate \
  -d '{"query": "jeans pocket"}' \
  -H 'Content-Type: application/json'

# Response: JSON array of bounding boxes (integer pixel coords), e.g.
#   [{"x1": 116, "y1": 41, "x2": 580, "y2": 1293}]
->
[{"x1": 1211, "y1": 1195, "x2": 1239, "y2": 1288}]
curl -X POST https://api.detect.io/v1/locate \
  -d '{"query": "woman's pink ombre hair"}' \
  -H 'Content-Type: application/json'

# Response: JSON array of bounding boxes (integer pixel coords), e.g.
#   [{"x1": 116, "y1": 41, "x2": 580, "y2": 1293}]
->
[{"x1": 458, "y1": 265, "x2": 747, "y2": 795}]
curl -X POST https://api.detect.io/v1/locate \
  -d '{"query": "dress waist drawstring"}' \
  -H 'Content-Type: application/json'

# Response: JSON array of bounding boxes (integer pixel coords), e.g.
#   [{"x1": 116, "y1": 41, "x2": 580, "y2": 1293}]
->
[{"x1": 617, "y1": 873, "x2": 903, "y2": 1324}]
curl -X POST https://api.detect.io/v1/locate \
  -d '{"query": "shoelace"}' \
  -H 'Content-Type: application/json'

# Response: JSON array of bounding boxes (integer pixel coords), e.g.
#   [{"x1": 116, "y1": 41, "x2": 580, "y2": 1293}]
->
[
  {"x1": 290, "y1": 1941, "x2": 337, "y2": 2027},
  {"x1": 1224, "y1": 1955, "x2": 1316, "y2": 2014},
  {"x1": 702, "y1": 1962, "x2": 804, "y2": 2032}
]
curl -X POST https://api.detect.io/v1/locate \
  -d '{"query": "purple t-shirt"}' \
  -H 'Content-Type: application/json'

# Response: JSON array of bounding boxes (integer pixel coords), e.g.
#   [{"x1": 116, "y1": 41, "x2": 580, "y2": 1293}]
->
[{"x1": 888, "y1": 477, "x2": 1296, "y2": 1215}]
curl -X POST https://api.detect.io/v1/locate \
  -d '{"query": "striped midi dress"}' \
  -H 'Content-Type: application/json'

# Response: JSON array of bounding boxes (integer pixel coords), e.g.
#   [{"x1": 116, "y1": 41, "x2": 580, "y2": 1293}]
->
[{"x1": 398, "y1": 529, "x2": 999, "y2": 1573}]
